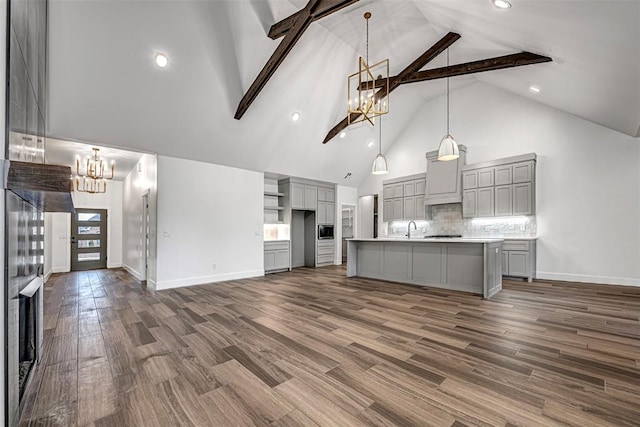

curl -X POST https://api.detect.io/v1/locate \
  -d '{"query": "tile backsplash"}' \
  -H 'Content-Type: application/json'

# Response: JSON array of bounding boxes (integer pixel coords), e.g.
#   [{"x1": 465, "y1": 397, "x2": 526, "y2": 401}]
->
[{"x1": 386, "y1": 203, "x2": 536, "y2": 238}]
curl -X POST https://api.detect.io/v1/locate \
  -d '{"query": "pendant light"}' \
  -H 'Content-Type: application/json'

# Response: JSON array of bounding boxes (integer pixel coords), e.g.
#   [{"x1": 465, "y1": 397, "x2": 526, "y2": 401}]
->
[
  {"x1": 347, "y1": 12, "x2": 390, "y2": 125},
  {"x1": 371, "y1": 115, "x2": 388, "y2": 175},
  {"x1": 437, "y1": 48, "x2": 460, "y2": 161}
]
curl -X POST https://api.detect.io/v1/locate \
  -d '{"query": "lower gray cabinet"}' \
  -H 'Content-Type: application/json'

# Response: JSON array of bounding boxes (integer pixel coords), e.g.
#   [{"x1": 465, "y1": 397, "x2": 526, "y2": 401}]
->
[
  {"x1": 264, "y1": 241, "x2": 290, "y2": 273},
  {"x1": 502, "y1": 239, "x2": 536, "y2": 282},
  {"x1": 316, "y1": 240, "x2": 334, "y2": 266}
]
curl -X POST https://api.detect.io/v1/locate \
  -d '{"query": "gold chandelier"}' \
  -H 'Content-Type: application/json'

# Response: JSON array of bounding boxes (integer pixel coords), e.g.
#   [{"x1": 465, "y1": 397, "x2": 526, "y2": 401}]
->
[
  {"x1": 347, "y1": 12, "x2": 389, "y2": 125},
  {"x1": 75, "y1": 148, "x2": 114, "y2": 193}
]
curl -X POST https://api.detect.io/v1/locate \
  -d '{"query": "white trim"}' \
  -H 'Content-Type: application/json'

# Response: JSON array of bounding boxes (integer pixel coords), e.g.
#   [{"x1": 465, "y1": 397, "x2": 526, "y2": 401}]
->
[
  {"x1": 154, "y1": 270, "x2": 264, "y2": 291},
  {"x1": 536, "y1": 271, "x2": 640, "y2": 287},
  {"x1": 107, "y1": 262, "x2": 122, "y2": 269},
  {"x1": 122, "y1": 263, "x2": 143, "y2": 280},
  {"x1": 44, "y1": 269, "x2": 52, "y2": 283},
  {"x1": 52, "y1": 267, "x2": 70, "y2": 274},
  {"x1": 147, "y1": 278, "x2": 157, "y2": 290}
]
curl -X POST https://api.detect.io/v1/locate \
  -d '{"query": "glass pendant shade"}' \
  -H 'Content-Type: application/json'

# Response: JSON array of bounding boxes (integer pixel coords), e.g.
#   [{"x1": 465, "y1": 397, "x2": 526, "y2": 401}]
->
[
  {"x1": 437, "y1": 134, "x2": 459, "y2": 161},
  {"x1": 371, "y1": 153, "x2": 388, "y2": 175}
]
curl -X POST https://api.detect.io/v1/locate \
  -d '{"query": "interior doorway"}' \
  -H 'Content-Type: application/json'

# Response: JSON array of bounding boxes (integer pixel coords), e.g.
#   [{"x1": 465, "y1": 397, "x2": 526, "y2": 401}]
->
[
  {"x1": 71, "y1": 208, "x2": 108, "y2": 271},
  {"x1": 341, "y1": 204, "x2": 355, "y2": 263},
  {"x1": 141, "y1": 192, "x2": 150, "y2": 281}
]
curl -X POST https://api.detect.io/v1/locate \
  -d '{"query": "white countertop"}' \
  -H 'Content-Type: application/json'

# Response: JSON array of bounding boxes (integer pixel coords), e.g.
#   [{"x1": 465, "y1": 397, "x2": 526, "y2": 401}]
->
[{"x1": 348, "y1": 238, "x2": 505, "y2": 244}]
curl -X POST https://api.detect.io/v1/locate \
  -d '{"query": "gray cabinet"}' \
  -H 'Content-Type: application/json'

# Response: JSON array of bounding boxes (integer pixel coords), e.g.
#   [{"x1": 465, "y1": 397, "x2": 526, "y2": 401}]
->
[
  {"x1": 382, "y1": 174, "x2": 427, "y2": 222},
  {"x1": 477, "y1": 187, "x2": 495, "y2": 217},
  {"x1": 403, "y1": 197, "x2": 414, "y2": 220},
  {"x1": 513, "y1": 163, "x2": 533, "y2": 183},
  {"x1": 317, "y1": 239, "x2": 334, "y2": 266},
  {"x1": 495, "y1": 165, "x2": 512, "y2": 185},
  {"x1": 317, "y1": 187, "x2": 335, "y2": 202},
  {"x1": 513, "y1": 183, "x2": 533, "y2": 216},
  {"x1": 415, "y1": 195, "x2": 425, "y2": 220},
  {"x1": 317, "y1": 201, "x2": 335, "y2": 224},
  {"x1": 463, "y1": 171, "x2": 478, "y2": 189},
  {"x1": 502, "y1": 239, "x2": 536, "y2": 282},
  {"x1": 291, "y1": 184, "x2": 318, "y2": 210},
  {"x1": 494, "y1": 185, "x2": 513, "y2": 216},
  {"x1": 304, "y1": 186, "x2": 317, "y2": 210},
  {"x1": 463, "y1": 189, "x2": 477, "y2": 217},
  {"x1": 462, "y1": 155, "x2": 536, "y2": 218},
  {"x1": 425, "y1": 145, "x2": 466, "y2": 205},
  {"x1": 264, "y1": 241, "x2": 290, "y2": 273},
  {"x1": 478, "y1": 168, "x2": 494, "y2": 187},
  {"x1": 393, "y1": 198, "x2": 403, "y2": 221},
  {"x1": 383, "y1": 198, "x2": 393, "y2": 223}
]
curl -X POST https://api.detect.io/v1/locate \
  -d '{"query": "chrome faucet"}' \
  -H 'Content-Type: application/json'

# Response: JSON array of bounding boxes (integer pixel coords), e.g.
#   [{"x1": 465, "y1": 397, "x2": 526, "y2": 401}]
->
[{"x1": 407, "y1": 221, "x2": 417, "y2": 239}]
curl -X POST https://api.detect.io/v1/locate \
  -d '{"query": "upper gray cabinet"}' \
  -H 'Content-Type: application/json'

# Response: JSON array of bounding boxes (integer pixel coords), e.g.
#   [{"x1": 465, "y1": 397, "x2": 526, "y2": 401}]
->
[
  {"x1": 462, "y1": 154, "x2": 536, "y2": 218},
  {"x1": 382, "y1": 174, "x2": 426, "y2": 222},
  {"x1": 291, "y1": 183, "x2": 317, "y2": 210},
  {"x1": 425, "y1": 145, "x2": 467, "y2": 205}
]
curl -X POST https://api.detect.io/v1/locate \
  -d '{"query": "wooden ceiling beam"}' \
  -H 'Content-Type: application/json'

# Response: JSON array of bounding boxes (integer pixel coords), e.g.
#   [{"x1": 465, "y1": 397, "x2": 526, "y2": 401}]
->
[
  {"x1": 236, "y1": 0, "x2": 358, "y2": 120},
  {"x1": 362, "y1": 52, "x2": 552, "y2": 89},
  {"x1": 268, "y1": 0, "x2": 359, "y2": 39},
  {"x1": 322, "y1": 32, "x2": 461, "y2": 144}
]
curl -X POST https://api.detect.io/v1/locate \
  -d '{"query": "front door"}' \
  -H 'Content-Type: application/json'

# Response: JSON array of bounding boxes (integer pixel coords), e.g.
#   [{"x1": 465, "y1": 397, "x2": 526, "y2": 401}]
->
[{"x1": 71, "y1": 209, "x2": 108, "y2": 271}]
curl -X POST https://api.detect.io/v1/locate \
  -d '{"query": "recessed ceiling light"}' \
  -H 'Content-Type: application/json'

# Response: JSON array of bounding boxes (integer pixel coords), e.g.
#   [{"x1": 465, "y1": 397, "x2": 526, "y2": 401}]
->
[
  {"x1": 367, "y1": 140, "x2": 374, "y2": 148},
  {"x1": 339, "y1": 131, "x2": 347, "y2": 139},
  {"x1": 493, "y1": 0, "x2": 512, "y2": 9},
  {"x1": 291, "y1": 111, "x2": 300, "y2": 122},
  {"x1": 155, "y1": 53, "x2": 169, "y2": 68},
  {"x1": 529, "y1": 85, "x2": 541, "y2": 94}
]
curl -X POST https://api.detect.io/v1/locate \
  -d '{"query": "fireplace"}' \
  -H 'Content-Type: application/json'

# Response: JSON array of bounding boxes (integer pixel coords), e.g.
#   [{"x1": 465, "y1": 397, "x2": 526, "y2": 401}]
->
[
  {"x1": 18, "y1": 290, "x2": 39, "y2": 397},
  {"x1": 6, "y1": 192, "x2": 45, "y2": 425}
]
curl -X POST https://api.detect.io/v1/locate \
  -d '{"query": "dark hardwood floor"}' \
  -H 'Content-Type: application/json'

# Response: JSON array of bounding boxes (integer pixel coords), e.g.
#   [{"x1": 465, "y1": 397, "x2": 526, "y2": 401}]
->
[{"x1": 19, "y1": 266, "x2": 640, "y2": 426}]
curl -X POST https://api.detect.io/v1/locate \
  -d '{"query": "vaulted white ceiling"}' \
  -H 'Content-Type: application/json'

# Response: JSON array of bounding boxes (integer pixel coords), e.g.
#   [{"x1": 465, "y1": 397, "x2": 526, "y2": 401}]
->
[{"x1": 47, "y1": 0, "x2": 640, "y2": 187}]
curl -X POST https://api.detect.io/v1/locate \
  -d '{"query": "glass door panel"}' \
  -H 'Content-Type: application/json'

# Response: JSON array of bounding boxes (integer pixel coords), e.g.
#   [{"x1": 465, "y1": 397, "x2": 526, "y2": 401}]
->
[{"x1": 71, "y1": 209, "x2": 108, "y2": 271}]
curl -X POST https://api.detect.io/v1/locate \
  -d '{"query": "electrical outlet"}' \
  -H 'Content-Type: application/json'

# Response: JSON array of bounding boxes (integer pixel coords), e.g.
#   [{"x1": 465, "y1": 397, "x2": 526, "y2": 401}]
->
[
  {"x1": 520, "y1": 225, "x2": 525, "y2": 231},
  {"x1": 212, "y1": 264, "x2": 217, "y2": 270},
  {"x1": 163, "y1": 231, "x2": 171, "y2": 237}
]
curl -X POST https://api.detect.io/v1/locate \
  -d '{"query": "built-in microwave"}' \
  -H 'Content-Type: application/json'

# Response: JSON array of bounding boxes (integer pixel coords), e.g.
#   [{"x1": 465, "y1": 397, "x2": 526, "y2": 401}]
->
[{"x1": 318, "y1": 225, "x2": 334, "y2": 240}]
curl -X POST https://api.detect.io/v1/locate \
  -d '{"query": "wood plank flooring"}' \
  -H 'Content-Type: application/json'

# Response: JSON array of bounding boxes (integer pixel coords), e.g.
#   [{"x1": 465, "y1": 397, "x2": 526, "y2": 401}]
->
[{"x1": 19, "y1": 267, "x2": 640, "y2": 426}]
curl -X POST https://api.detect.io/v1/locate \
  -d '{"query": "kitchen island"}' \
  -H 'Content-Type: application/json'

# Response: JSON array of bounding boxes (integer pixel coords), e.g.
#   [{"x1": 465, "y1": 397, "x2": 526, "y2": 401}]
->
[{"x1": 347, "y1": 238, "x2": 504, "y2": 298}]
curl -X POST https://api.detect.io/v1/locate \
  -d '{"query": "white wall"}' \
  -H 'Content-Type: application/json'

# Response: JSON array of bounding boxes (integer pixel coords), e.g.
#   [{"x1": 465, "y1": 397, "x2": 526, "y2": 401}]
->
[
  {"x1": 335, "y1": 185, "x2": 357, "y2": 263},
  {"x1": 155, "y1": 156, "x2": 264, "y2": 290},
  {"x1": 123, "y1": 154, "x2": 158, "y2": 283},
  {"x1": 45, "y1": 182, "x2": 124, "y2": 273},
  {"x1": 359, "y1": 82, "x2": 640, "y2": 286}
]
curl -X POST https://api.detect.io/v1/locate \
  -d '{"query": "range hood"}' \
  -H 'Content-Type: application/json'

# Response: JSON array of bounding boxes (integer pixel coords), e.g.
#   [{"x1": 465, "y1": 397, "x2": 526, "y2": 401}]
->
[
  {"x1": 2, "y1": 160, "x2": 75, "y2": 212},
  {"x1": 424, "y1": 144, "x2": 467, "y2": 206}
]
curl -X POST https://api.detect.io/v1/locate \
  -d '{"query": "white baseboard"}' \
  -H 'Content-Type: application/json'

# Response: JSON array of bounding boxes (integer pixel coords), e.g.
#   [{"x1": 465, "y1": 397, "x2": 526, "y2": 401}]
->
[
  {"x1": 536, "y1": 271, "x2": 640, "y2": 287},
  {"x1": 44, "y1": 269, "x2": 52, "y2": 283},
  {"x1": 154, "y1": 270, "x2": 264, "y2": 291},
  {"x1": 147, "y1": 278, "x2": 157, "y2": 290},
  {"x1": 107, "y1": 262, "x2": 122, "y2": 269},
  {"x1": 122, "y1": 263, "x2": 143, "y2": 281},
  {"x1": 52, "y1": 267, "x2": 70, "y2": 273}
]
